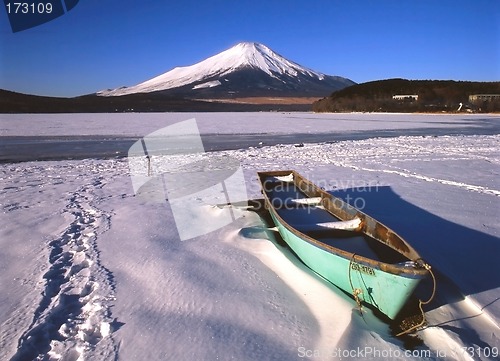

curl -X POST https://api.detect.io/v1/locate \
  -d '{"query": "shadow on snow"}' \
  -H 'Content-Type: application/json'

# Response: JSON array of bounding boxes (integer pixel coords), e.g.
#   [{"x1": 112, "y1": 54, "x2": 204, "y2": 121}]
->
[{"x1": 329, "y1": 186, "x2": 499, "y2": 314}]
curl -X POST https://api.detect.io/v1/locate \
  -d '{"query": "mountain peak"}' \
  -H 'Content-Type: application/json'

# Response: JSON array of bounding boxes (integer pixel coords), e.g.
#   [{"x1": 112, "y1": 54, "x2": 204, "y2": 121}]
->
[
  {"x1": 231, "y1": 42, "x2": 266, "y2": 59},
  {"x1": 98, "y1": 42, "x2": 354, "y2": 97},
  {"x1": 231, "y1": 41, "x2": 272, "y2": 55},
  {"x1": 234, "y1": 41, "x2": 261, "y2": 48},
  {"x1": 231, "y1": 41, "x2": 264, "y2": 50},
  {"x1": 220, "y1": 41, "x2": 323, "y2": 78}
]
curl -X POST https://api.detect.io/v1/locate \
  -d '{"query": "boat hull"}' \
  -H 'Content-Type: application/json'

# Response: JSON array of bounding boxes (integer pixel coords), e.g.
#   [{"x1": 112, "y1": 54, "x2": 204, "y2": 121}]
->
[
  {"x1": 270, "y1": 211, "x2": 422, "y2": 319},
  {"x1": 259, "y1": 170, "x2": 428, "y2": 320}
]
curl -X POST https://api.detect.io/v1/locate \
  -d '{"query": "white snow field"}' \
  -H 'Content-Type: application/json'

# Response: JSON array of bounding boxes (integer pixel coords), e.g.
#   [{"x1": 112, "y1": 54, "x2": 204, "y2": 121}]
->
[
  {"x1": 0, "y1": 113, "x2": 499, "y2": 360},
  {"x1": 1, "y1": 112, "x2": 498, "y2": 137}
]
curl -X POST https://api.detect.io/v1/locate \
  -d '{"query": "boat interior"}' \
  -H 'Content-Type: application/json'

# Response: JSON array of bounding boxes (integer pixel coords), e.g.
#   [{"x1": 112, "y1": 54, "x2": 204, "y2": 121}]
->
[{"x1": 263, "y1": 176, "x2": 411, "y2": 265}]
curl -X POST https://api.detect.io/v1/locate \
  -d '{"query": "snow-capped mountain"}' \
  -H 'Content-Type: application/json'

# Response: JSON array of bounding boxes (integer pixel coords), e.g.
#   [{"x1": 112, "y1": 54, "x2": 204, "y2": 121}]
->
[{"x1": 98, "y1": 42, "x2": 355, "y2": 98}]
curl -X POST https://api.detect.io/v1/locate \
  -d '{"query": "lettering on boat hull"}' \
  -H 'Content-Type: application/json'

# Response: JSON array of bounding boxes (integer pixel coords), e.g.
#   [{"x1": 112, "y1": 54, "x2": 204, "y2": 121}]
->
[{"x1": 351, "y1": 262, "x2": 376, "y2": 276}]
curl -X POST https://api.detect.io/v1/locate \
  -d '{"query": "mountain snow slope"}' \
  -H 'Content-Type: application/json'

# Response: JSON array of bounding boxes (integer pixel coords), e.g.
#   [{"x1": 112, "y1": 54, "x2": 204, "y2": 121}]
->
[{"x1": 98, "y1": 42, "x2": 355, "y2": 98}]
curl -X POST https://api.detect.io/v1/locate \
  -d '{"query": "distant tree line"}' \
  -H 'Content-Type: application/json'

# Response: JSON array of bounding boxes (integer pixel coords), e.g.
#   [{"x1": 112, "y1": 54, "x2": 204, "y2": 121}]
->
[
  {"x1": 313, "y1": 79, "x2": 500, "y2": 113},
  {"x1": 0, "y1": 89, "x2": 311, "y2": 113}
]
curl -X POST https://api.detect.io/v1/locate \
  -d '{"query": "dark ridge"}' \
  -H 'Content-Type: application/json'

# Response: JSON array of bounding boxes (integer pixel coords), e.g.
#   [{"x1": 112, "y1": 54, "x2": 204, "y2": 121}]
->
[
  {"x1": 0, "y1": 89, "x2": 313, "y2": 113},
  {"x1": 313, "y1": 79, "x2": 500, "y2": 113}
]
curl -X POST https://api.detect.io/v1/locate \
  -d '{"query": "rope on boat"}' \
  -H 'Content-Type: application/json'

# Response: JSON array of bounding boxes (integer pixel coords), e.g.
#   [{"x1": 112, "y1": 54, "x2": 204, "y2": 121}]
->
[
  {"x1": 348, "y1": 254, "x2": 437, "y2": 335},
  {"x1": 348, "y1": 254, "x2": 363, "y2": 312},
  {"x1": 396, "y1": 262, "x2": 437, "y2": 336}
]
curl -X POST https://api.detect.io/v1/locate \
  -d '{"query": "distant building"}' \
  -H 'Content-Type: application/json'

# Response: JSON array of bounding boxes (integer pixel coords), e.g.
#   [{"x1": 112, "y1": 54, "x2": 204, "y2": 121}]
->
[
  {"x1": 469, "y1": 94, "x2": 500, "y2": 102},
  {"x1": 392, "y1": 94, "x2": 418, "y2": 101}
]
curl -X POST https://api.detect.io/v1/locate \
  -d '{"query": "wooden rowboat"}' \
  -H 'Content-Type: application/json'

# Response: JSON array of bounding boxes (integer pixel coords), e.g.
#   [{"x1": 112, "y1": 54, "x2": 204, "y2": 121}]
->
[{"x1": 258, "y1": 170, "x2": 430, "y2": 320}]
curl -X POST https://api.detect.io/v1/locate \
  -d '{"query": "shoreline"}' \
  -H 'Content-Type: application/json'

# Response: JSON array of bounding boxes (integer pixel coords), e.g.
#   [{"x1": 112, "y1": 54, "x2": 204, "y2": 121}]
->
[{"x1": 2, "y1": 129, "x2": 499, "y2": 164}]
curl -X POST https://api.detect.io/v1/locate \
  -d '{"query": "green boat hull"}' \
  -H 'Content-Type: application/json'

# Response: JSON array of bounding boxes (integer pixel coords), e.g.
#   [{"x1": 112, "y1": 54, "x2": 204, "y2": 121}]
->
[
  {"x1": 259, "y1": 170, "x2": 429, "y2": 320},
  {"x1": 270, "y1": 211, "x2": 421, "y2": 319}
]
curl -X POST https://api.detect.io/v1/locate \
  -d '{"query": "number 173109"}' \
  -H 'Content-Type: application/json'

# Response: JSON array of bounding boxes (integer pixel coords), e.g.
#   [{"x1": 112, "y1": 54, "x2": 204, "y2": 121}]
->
[{"x1": 6, "y1": 2, "x2": 54, "y2": 14}]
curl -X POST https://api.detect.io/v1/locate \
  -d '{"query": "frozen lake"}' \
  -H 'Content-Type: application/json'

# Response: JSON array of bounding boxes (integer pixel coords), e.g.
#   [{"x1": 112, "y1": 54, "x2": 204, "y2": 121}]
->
[
  {"x1": 0, "y1": 112, "x2": 499, "y2": 360},
  {"x1": 0, "y1": 112, "x2": 499, "y2": 162}
]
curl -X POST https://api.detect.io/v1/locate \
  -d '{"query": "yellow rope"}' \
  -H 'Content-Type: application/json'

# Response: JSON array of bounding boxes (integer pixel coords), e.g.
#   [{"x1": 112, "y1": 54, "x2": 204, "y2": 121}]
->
[
  {"x1": 348, "y1": 254, "x2": 363, "y2": 311},
  {"x1": 396, "y1": 262, "x2": 437, "y2": 336}
]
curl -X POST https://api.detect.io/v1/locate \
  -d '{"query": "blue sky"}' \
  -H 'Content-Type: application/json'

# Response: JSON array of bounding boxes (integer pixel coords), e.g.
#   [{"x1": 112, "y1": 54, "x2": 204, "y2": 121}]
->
[{"x1": 1, "y1": 0, "x2": 498, "y2": 97}]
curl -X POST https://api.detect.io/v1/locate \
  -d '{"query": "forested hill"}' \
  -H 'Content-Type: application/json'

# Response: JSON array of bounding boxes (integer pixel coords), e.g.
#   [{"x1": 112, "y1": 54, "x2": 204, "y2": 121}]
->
[{"x1": 312, "y1": 79, "x2": 500, "y2": 113}]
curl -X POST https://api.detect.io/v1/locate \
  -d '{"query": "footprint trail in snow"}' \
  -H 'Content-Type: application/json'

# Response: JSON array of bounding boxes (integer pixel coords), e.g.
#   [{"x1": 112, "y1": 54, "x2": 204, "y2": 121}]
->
[{"x1": 10, "y1": 177, "x2": 119, "y2": 361}]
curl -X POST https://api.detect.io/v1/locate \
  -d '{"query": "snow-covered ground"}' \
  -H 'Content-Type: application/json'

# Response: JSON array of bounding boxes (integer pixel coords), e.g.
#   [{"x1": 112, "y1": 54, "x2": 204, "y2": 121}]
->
[
  {"x1": 1, "y1": 112, "x2": 498, "y2": 137},
  {"x1": 0, "y1": 113, "x2": 499, "y2": 360}
]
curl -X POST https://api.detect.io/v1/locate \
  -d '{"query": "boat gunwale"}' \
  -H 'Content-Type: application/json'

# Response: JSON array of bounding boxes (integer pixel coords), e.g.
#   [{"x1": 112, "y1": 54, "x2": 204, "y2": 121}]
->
[{"x1": 258, "y1": 170, "x2": 428, "y2": 278}]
